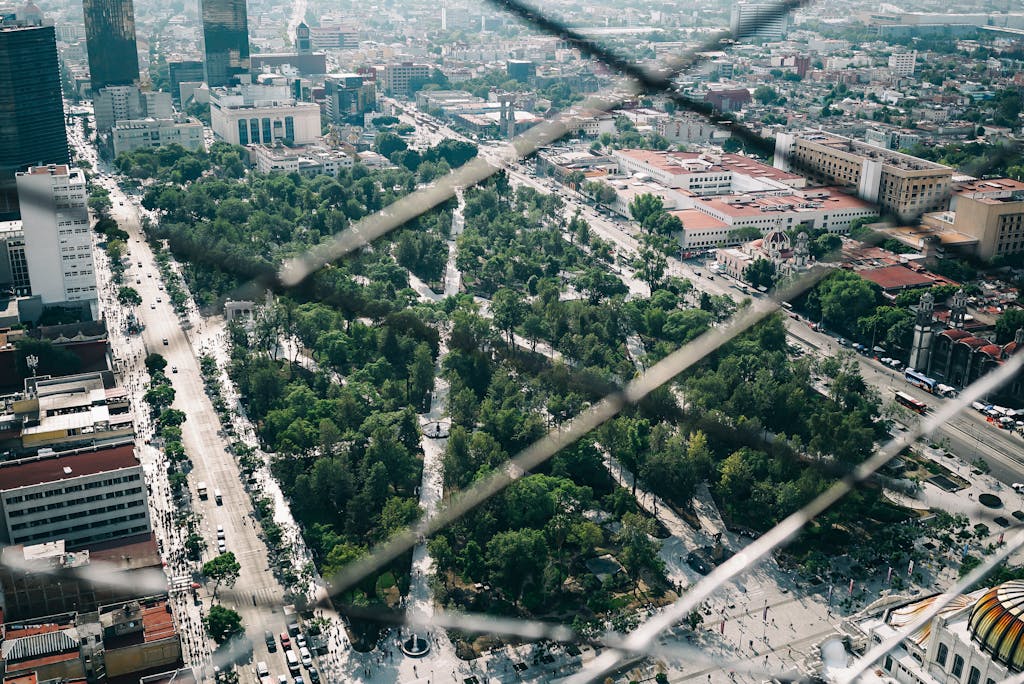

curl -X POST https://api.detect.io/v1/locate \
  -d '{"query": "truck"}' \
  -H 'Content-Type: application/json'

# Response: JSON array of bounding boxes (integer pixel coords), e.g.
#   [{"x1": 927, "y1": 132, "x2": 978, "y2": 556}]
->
[
  {"x1": 197, "y1": 481, "x2": 208, "y2": 499},
  {"x1": 214, "y1": 488, "x2": 223, "y2": 505}
]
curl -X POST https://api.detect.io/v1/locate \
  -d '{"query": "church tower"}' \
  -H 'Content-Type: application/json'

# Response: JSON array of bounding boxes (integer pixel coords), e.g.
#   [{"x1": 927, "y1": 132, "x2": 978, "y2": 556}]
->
[
  {"x1": 950, "y1": 288, "x2": 968, "y2": 329},
  {"x1": 908, "y1": 291, "x2": 935, "y2": 371}
]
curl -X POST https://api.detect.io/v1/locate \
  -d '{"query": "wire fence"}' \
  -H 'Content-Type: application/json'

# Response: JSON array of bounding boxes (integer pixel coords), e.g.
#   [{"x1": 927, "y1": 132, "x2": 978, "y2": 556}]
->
[{"x1": 6, "y1": 1, "x2": 1024, "y2": 682}]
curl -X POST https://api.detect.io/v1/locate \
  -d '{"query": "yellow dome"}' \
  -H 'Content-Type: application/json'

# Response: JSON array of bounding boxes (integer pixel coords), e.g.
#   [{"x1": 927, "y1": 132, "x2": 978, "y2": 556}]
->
[{"x1": 968, "y1": 581, "x2": 1024, "y2": 671}]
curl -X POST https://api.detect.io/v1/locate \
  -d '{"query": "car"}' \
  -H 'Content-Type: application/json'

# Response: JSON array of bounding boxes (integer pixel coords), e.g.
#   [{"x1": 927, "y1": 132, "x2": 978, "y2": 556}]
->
[
  {"x1": 1013, "y1": 483, "x2": 1024, "y2": 493},
  {"x1": 307, "y1": 671, "x2": 319, "y2": 683},
  {"x1": 299, "y1": 646, "x2": 312, "y2": 668},
  {"x1": 150, "y1": 304, "x2": 155, "y2": 310},
  {"x1": 162, "y1": 338, "x2": 168, "y2": 345},
  {"x1": 136, "y1": 278, "x2": 141, "y2": 284},
  {"x1": 265, "y1": 630, "x2": 277, "y2": 652},
  {"x1": 217, "y1": 540, "x2": 226, "y2": 553},
  {"x1": 216, "y1": 525, "x2": 225, "y2": 539},
  {"x1": 156, "y1": 297, "x2": 162, "y2": 302},
  {"x1": 171, "y1": 365, "x2": 178, "y2": 373},
  {"x1": 295, "y1": 634, "x2": 307, "y2": 649},
  {"x1": 280, "y1": 632, "x2": 291, "y2": 650},
  {"x1": 294, "y1": 678, "x2": 305, "y2": 684},
  {"x1": 278, "y1": 677, "x2": 288, "y2": 684}
]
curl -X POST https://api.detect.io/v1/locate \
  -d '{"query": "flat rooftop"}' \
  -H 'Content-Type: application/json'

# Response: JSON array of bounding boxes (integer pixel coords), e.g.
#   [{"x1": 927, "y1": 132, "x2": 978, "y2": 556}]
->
[
  {"x1": 616, "y1": 149, "x2": 803, "y2": 183},
  {"x1": 794, "y1": 131, "x2": 952, "y2": 172},
  {"x1": 695, "y1": 187, "x2": 873, "y2": 218},
  {"x1": 0, "y1": 443, "x2": 139, "y2": 491},
  {"x1": 669, "y1": 209, "x2": 728, "y2": 230}
]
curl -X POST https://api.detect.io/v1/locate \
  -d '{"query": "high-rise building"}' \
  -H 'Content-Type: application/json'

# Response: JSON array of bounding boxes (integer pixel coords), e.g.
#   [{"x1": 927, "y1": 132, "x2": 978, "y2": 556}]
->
[
  {"x1": 324, "y1": 73, "x2": 376, "y2": 124},
  {"x1": 379, "y1": 61, "x2": 433, "y2": 98},
  {"x1": 168, "y1": 59, "x2": 205, "y2": 104},
  {"x1": 887, "y1": 51, "x2": 918, "y2": 76},
  {"x1": 82, "y1": 0, "x2": 140, "y2": 91},
  {"x1": 201, "y1": 0, "x2": 250, "y2": 87},
  {"x1": 0, "y1": 18, "x2": 69, "y2": 218},
  {"x1": 729, "y1": 2, "x2": 789, "y2": 43},
  {"x1": 16, "y1": 165, "x2": 96, "y2": 305}
]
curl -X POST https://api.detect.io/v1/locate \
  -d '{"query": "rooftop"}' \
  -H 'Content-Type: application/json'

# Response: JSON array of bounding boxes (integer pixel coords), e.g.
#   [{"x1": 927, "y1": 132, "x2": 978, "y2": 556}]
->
[
  {"x1": 858, "y1": 264, "x2": 949, "y2": 291},
  {"x1": 669, "y1": 209, "x2": 729, "y2": 230},
  {"x1": 616, "y1": 149, "x2": 803, "y2": 184},
  {"x1": 695, "y1": 187, "x2": 873, "y2": 218},
  {"x1": 0, "y1": 443, "x2": 139, "y2": 491}
]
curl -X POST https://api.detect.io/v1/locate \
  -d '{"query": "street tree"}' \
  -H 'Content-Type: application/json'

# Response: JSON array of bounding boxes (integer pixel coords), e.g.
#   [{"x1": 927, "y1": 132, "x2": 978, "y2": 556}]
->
[
  {"x1": 202, "y1": 552, "x2": 241, "y2": 596},
  {"x1": 491, "y1": 288, "x2": 525, "y2": 347},
  {"x1": 203, "y1": 605, "x2": 244, "y2": 644},
  {"x1": 743, "y1": 258, "x2": 777, "y2": 289},
  {"x1": 629, "y1": 193, "x2": 664, "y2": 227},
  {"x1": 116, "y1": 286, "x2": 142, "y2": 305}
]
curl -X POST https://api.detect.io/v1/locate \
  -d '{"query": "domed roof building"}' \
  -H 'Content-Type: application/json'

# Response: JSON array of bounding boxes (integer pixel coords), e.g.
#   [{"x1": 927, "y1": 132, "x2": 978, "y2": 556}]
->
[{"x1": 849, "y1": 582, "x2": 1024, "y2": 684}]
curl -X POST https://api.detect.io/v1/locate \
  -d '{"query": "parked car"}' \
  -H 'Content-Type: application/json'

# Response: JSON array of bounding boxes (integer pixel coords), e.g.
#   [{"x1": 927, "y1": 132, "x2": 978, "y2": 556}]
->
[{"x1": 264, "y1": 630, "x2": 277, "y2": 652}]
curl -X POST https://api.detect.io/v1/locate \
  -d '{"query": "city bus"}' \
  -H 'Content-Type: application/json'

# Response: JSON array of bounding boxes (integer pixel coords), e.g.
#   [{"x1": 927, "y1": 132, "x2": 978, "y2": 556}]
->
[
  {"x1": 904, "y1": 368, "x2": 938, "y2": 393},
  {"x1": 894, "y1": 391, "x2": 928, "y2": 414}
]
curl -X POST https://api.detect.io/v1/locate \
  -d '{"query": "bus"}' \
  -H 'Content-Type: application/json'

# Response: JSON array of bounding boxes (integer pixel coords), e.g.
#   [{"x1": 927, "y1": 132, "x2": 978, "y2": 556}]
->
[
  {"x1": 904, "y1": 368, "x2": 937, "y2": 393},
  {"x1": 894, "y1": 391, "x2": 928, "y2": 414}
]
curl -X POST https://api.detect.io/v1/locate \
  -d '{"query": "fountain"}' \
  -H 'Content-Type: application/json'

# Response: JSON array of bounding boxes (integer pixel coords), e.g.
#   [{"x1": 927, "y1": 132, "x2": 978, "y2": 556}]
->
[{"x1": 402, "y1": 633, "x2": 431, "y2": 657}]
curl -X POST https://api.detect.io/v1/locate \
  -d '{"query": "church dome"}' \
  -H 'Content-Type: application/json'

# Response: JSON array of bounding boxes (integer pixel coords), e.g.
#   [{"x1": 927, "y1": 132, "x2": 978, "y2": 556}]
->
[{"x1": 968, "y1": 581, "x2": 1024, "y2": 671}]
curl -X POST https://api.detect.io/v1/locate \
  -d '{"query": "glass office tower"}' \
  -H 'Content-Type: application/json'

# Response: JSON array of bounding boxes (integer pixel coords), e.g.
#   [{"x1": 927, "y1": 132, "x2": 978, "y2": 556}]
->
[
  {"x1": 201, "y1": 0, "x2": 250, "y2": 87},
  {"x1": 0, "y1": 21, "x2": 69, "y2": 217},
  {"x1": 82, "y1": 0, "x2": 140, "y2": 90}
]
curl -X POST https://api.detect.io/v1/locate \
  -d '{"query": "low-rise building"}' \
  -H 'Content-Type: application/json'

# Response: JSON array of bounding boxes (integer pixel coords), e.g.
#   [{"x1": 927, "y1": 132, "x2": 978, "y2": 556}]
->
[
  {"x1": 210, "y1": 83, "x2": 321, "y2": 146},
  {"x1": 111, "y1": 117, "x2": 204, "y2": 157},
  {"x1": 3, "y1": 371, "x2": 133, "y2": 454},
  {"x1": 0, "y1": 595, "x2": 181, "y2": 682},
  {"x1": 673, "y1": 187, "x2": 876, "y2": 248},
  {"x1": 774, "y1": 129, "x2": 953, "y2": 221},
  {"x1": 248, "y1": 143, "x2": 354, "y2": 176},
  {"x1": 0, "y1": 442, "x2": 150, "y2": 547},
  {"x1": 0, "y1": 532, "x2": 161, "y2": 620}
]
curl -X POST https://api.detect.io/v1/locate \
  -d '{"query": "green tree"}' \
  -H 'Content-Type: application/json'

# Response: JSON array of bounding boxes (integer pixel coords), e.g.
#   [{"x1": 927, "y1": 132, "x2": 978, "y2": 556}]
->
[
  {"x1": 374, "y1": 132, "x2": 408, "y2": 159},
  {"x1": 485, "y1": 528, "x2": 548, "y2": 605},
  {"x1": 629, "y1": 193, "x2": 664, "y2": 227},
  {"x1": 614, "y1": 512, "x2": 663, "y2": 593},
  {"x1": 743, "y1": 258, "x2": 777, "y2": 289},
  {"x1": 202, "y1": 552, "x2": 241, "y2": 596},
  {"x1": 117, "y1": 286, "x2": 142, "y2": 306},
  {"x1": 995, "y1": 309, "x2": 1024, "y2": 344},
  {"x1": 491, "y1": 288, "x2": 525, "y2": 347},
  {"x1": 145, "y1": 353, "x2": 167, "y2": 374},
  {"x1": 203, "y1": 605, "x2": 244, "y2": 644}
]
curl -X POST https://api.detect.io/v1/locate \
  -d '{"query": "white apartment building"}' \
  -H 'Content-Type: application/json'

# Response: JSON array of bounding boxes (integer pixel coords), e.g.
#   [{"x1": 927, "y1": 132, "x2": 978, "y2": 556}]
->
[
  {"x1": 248, "y1": 144, "x2": 353, "y2": 176},
  {"x1": 0, "y1": 443, "x2": 150, "y2": 548},
  {"x1": 379, "y1": 62, "x2": 433, "y2": 98},
  {"x1": 16, "y1": 165, "x2": 96, "y2": 305},
  {"x1": 888, "y1": 51, "x2": 918, "y2": 76},
  {"x1": 210, "y1": 83, "x2": 321, "y2": 146},
  {"x1": 112, "y1": 117, "x2": 205, "y2": 157}
]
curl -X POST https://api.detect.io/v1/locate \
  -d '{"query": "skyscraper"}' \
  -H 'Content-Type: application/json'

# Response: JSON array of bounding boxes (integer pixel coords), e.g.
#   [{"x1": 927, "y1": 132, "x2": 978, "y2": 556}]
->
[
  {"x1": 0, "y1": 18, "x2": 68, "y2": 218},
  {"x1": 201, "y1": 0, "x2": 250, "y2": 87},
  {"x1": 82, "y1": 0, "x2": 140, "y2": 91}
]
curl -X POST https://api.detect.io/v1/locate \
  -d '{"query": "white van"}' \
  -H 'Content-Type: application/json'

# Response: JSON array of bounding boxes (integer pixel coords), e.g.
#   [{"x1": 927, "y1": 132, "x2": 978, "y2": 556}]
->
[
  {"x1": 286, "y1": 650, "x2": 300, "y2": 673},
  {"x1": 299, "y1": 646, "x2": 312, "y2": 668},
  {"x1": 214, "y1": 488, "x2": 223, "y2": 505}
]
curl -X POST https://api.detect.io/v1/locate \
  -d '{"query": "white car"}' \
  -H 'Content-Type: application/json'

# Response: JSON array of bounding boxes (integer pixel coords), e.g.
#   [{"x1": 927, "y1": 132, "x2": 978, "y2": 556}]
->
[
  {"x1": 299, "y1": 647, "x2": 312, "y2": 668},
  {"x1": 216, "y1": 525, "x2": 224, "y2": 539},
  {"x1": 1013, "y1": 483, "x2": 1024, "y2": 493}
]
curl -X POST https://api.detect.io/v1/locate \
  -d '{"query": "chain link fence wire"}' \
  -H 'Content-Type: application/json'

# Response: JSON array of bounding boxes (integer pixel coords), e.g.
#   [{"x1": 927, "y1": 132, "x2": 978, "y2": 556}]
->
[
  {"x1": 566, "y1": 353, "x2": 1024, "y2": 683},
  {"x1": 5, "y1": 0, "x2": 1024, "y2": 681}
]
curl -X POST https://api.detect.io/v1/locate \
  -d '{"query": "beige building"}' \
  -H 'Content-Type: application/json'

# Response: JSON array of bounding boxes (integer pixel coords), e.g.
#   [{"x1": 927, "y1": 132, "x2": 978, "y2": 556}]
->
[
  {"x1": 774, "y1": 130, "x2": 953, "y2": 221},
  {"x1": 948, "y1": 178, "x2": 1024, "y2": 260}
]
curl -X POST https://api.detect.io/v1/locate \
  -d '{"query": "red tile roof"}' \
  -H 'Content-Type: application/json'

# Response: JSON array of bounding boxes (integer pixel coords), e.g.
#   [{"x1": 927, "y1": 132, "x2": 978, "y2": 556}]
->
[
  {"x1": 0, "y1": 444, "x2": 139, "y2": 491},
  {"x1": 858, "y1": 265, "x2": 937, "y2": 291}
]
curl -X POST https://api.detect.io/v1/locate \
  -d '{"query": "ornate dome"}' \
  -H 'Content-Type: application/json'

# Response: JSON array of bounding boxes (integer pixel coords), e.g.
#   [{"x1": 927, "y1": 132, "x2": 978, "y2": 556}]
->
[{"x1": 968, "y1": 581, "x2": 1024, "y2": 671}]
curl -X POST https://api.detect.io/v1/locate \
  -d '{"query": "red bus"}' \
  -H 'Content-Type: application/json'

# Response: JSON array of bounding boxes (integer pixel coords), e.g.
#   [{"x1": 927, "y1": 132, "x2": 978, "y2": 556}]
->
[{"x1": 894, "y1": 391, "x2": 927, "y2": 414}]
